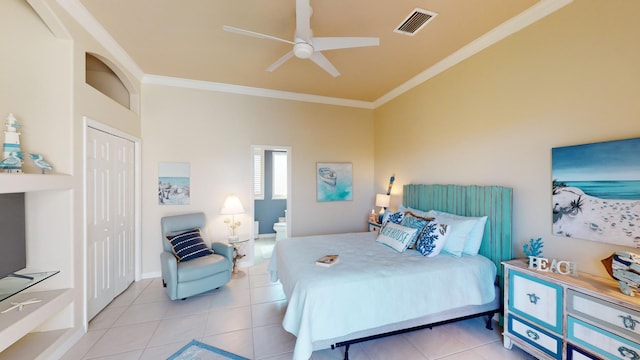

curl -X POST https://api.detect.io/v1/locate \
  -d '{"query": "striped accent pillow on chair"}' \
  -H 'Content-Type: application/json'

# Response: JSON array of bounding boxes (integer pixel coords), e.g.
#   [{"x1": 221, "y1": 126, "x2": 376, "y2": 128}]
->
[{"x1": 166, "y1": 228, "x2": 214, "y2": 262}]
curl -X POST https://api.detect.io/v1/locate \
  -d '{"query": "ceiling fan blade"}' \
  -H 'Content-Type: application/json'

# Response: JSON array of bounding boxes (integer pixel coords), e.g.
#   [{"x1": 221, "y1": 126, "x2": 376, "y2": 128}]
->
[
  {"x1": 312, "y1": 37, "x2": 380, "y2": 52},
  {"x1": 223, "y1": 25, "x2": 294, "y2": 45},
  {"x1": 295, "y1": 0, "x2": 312, "y2": 41},
  {"x1": 309, "y1": 51, "x2": 340, "y2": 77},
  {"x1": 266, "y1": 51, "x2": 295, "y2": 73}
]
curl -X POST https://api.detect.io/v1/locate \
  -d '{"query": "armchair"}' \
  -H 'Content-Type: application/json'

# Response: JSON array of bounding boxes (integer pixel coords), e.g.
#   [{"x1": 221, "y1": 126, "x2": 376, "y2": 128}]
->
[{"x1": 160, "y1": 212, "x2": 233, "y2": 300}]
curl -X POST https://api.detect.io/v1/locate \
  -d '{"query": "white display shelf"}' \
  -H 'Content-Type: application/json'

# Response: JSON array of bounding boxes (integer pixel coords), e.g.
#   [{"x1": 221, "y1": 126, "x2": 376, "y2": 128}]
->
[
  {"x1": 0, "y1": 173, "x2": 72, "y2": 194},
  {"x1": 0, "y1": 288, "x2": 73, "y2": 354}
]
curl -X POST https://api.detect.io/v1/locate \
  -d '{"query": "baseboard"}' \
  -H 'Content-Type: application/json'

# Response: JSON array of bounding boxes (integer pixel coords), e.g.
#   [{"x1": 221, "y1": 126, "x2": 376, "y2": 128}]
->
[
  {"x1": 257, "y1": 234, "x2": 276, "y2": 240},
  {"x1": 141, "y1": 271, "x2": 161, "y2": 279}
]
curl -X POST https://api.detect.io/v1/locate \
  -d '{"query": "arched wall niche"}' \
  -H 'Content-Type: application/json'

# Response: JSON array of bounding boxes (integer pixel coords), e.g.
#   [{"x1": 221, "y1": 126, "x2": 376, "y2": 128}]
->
[{"x1": 85, "y1": 52, "x2": 139, "y2": 113}]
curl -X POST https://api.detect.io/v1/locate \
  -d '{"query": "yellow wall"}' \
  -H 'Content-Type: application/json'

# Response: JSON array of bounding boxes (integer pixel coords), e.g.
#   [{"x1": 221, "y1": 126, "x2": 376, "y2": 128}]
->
[
  {"x1": 141, "y1": 84, "x2": 374, "y2": 274},
  {"x1": 374, "y1": 0, "x2": 640, "y2": 276}
]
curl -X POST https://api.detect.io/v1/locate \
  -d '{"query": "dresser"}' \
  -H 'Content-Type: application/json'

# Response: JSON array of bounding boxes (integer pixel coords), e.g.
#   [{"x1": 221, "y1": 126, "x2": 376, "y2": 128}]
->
[{"x1": 503, "y1": 259, "x2": 640, "y2": 359}]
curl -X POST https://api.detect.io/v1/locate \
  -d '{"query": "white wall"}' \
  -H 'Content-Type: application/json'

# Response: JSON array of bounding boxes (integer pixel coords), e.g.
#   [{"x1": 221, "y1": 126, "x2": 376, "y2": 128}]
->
[
  {"x1": 141, "y1": 84, "x2": 374, "y2": 275},
  {"x1": 374, "y1": 0, "x2": 640, "y2": 277}
]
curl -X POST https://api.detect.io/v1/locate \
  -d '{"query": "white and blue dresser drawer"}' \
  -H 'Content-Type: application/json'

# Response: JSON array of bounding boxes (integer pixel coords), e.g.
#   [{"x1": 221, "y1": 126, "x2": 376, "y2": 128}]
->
[
  {"x1": 568, "y1": 316, "x2": 640, "y2": 360},
  {"x1": 507, "y1": 314, "x2": 562, "y2": 359},
  {"x1": 508, "y1": 270, "x2": 563, "y2": 334},
  {"x1": 568, "y1": 289, "x2": 640, "y2": 340}
]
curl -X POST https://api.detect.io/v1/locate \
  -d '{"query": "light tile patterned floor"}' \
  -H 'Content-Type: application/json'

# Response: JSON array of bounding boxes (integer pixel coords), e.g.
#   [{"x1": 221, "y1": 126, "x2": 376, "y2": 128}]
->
[{"x1": 61, "y1": 239, "x2": 535, "y2": 360}]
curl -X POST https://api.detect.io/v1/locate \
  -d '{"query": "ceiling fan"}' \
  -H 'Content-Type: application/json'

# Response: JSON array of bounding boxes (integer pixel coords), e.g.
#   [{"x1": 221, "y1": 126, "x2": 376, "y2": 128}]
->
[{"x1": 223, "y1": 0, "x2": 380, "y2": 77}]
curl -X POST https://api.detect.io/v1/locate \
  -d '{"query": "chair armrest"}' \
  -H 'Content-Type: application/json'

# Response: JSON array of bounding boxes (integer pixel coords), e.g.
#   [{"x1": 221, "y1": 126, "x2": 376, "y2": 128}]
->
[
  {"x1": 212, "y1": 242, "x2": 234, "y2": 260},
  {"x1": 160, "y1": 251, "x2": 178, "y2": 277},
  {"x1": 160, "y1": 250, "x2": 179, "y2": 299}
]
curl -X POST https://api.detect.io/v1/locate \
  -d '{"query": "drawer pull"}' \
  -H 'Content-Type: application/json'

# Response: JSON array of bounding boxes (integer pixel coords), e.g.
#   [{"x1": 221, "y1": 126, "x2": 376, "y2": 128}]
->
[
  {"x1": 526, "y1": 329, "x2": 540, "y2": 340},
  {"x1": 619, "y1": 314, "x2": 640, "y2": 331},
  {"x1": 618, "y1": 346, "x2": 639, "y2": 360},
  {"x1": 526, "y1": 292, "x2": 540, "y2": 304}
]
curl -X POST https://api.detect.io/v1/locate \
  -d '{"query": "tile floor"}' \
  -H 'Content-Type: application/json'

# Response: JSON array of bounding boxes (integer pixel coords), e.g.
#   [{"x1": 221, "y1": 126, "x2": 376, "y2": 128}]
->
[{"x1": 61, "y1": 239, "x2": 535, "y2": 360}]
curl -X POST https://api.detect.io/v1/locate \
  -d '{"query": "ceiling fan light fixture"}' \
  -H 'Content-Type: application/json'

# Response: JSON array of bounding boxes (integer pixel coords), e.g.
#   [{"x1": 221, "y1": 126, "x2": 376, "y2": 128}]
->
[{"x1": 293, "y1": 42, "x2": 314, "y2": 59}]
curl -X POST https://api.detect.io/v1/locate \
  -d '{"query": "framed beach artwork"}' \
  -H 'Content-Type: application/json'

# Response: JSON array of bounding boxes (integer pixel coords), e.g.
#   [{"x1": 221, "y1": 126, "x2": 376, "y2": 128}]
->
[
  {"x1": 158, "y1": 162, "x2": 191, "y2": 205},
  {"x1": 552, "y1": 137, "x2": 640, "y2": 248},
  {"x1": 317, "y1": 162, "x2": 353, "y2": 202}
]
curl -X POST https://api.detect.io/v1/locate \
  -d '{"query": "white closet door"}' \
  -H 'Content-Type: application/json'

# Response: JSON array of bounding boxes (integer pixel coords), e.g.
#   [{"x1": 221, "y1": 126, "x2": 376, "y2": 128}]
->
[
  {"x1": 112, "y1": 136, "x2": 134, "y2": 296},
  {"x1": 86, "y1": 127, "x2": 134, "y2": 320}
]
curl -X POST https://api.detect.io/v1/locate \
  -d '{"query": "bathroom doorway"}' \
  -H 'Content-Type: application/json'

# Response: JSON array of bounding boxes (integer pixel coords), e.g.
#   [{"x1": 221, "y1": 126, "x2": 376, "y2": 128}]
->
[{"x1": 250, "y1": 145, "x2": 291, "y2": 263}]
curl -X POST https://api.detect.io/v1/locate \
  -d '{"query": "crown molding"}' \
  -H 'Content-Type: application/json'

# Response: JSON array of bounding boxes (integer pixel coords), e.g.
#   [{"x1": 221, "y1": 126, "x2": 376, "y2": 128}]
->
[
  {"x1": 57, "y1": 0, "x2": 144, "y2": 81},
  {"x1": 373, "y1": 0, "x2": 573, "y2": 108},
  {"x1": 142, "y1": 75, "x2": 375, "y2": 109}
]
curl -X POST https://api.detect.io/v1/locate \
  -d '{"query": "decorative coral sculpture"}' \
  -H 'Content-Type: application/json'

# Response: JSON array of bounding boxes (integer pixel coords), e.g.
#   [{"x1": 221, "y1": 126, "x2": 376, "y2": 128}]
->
[{"x1": 523, "y1": 237, "x2": 544, "y2": 257}]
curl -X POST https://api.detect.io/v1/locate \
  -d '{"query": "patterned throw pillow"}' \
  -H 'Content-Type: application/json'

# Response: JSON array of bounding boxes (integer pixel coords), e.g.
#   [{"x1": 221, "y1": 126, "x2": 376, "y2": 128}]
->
[
  {"x1": 416, "y1": 220, "x2": 451, "y2": 257},
  {"x1": 400, "y1": 212, "x2": 435, "y2": 249},
  {"x1": 376, "y1": 222, "x2": 418, "y2": 252},
  {"x1": 166, "y1": 228, "x2": 214, "y2": 262},
  {"x1": 382, "y1": 210, "x2": 405, "y2": 226}
]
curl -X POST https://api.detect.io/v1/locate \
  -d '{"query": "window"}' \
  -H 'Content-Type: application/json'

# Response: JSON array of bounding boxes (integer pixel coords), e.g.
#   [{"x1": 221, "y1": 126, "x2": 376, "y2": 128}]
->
[
  {"x1": 253, "y1": 148, "x2": 264, "y2": 200},
  {"x1": 272, "y1": 152, "x2": 287, "y2": 199}
]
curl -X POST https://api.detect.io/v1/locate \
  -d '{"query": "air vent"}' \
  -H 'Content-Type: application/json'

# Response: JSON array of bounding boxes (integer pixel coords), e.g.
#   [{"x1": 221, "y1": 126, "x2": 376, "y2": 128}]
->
[{"x1": 394, "y1": 8, "x2": 438, "y2": 36}]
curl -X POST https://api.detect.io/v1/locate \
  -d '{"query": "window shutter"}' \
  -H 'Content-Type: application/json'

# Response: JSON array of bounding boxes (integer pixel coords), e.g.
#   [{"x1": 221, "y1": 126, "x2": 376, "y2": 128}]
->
[{"x1": 253, "y1": 149, "x2": 264, "y2": 200}]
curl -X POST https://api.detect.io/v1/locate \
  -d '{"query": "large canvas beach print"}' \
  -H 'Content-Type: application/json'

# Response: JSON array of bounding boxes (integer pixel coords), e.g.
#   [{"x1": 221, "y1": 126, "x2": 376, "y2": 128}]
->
[
  {"x1": 317, "y1": 162, "x2": 353, "y2": 202},
  {"x1": 552, "y1": 137, "x2": 640, "y2": 248}
]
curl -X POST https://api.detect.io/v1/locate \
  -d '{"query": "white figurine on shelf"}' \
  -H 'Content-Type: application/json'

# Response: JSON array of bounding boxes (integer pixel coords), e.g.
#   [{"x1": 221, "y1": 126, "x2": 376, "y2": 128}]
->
[{"x1": 29, "y1": 153, "x2": 53, "y2": 174}]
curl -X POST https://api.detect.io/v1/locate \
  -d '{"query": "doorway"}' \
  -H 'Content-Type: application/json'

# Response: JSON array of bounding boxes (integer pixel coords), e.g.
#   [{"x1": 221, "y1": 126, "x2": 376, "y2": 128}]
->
[
  {"x1": 84, "y1": 118, "x2": 141, "y2": 325},
  {"x1": 250, "y1": 145, "x2": 291, "y2": 263}
]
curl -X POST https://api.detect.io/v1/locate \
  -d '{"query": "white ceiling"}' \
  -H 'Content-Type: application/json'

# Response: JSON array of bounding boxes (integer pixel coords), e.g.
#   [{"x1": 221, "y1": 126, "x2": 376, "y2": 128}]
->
[{"x1": 69, "y1": 0, "x2": 570, "y2": 106}]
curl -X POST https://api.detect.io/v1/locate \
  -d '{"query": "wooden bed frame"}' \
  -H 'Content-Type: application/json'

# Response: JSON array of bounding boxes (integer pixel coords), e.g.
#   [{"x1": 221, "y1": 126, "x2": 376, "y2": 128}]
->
[{"x1": 328, "y1": 184, "x2": 513, "y2": 359}]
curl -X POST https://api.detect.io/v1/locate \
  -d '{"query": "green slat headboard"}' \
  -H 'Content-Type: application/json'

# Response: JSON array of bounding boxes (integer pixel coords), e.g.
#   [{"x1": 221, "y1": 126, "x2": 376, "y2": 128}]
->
[{"x1": 403, "y1": 184, "x2": 513, "y2": 291}]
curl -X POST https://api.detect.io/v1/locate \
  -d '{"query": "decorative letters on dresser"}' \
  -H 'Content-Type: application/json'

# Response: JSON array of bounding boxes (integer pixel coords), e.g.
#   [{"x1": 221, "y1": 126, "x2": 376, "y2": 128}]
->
[{"x1": 503, "y1": 259, "x2": 640, "y2": 360}]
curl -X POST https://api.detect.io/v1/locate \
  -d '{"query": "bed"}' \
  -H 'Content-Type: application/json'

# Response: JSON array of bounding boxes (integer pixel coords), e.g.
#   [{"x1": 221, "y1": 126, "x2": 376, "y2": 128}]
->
[{"x1": 269, "y1": 184, "x2": 513, "y2": 360}]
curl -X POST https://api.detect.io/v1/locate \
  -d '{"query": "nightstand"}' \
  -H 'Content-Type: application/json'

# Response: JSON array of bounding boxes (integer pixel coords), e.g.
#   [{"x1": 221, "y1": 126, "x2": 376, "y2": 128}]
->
[{"x1": 368, "y1": 221, "x2": 382, "y2": 233}]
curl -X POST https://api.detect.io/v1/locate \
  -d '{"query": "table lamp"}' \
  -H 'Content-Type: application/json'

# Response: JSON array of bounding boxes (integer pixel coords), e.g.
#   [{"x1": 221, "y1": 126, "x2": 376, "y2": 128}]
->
[
  {"x1": 375, "y1": 194, "x2": 390, "y2": 223},
  {"x1": 221, "y1": 194, "x2": 245, "y2": 241}
]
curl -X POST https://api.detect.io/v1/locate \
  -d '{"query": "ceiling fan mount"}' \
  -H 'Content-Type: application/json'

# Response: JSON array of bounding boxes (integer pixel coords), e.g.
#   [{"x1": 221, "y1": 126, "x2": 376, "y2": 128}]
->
[
  {"x1": 293, "y1": 41, "x2": 314, "y2": 59},
  {"x1": 223, "y1": 0, "x2": 379, "y2": 77}
]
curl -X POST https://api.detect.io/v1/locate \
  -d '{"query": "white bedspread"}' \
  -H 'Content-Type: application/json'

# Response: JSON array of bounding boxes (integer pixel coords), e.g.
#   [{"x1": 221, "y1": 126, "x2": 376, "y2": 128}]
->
[{"x1": 268, "y1": 232, "x2": 497, "y2": 360}]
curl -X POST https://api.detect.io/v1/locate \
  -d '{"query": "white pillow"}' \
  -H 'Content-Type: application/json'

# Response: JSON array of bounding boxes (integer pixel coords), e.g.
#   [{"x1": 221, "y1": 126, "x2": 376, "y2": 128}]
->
[
  {"x1": 426, "y1": 210, "x2": 488, "y2": 256},
  {"x1": 376, "y1": 222, "x2": 418, "y2": 252}
]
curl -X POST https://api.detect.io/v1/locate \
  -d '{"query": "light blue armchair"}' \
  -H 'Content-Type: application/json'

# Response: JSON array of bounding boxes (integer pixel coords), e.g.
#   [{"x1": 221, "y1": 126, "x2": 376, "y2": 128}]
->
[{"x1": 160, "y1": 212, "x2": 233, "y2": 300}]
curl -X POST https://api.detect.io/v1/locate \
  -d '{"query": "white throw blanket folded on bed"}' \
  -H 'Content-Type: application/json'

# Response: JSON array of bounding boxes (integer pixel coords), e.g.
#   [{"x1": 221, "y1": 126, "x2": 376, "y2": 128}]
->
[{"x1": 269, "y1": 232, "x2": 497, "y2": 360}]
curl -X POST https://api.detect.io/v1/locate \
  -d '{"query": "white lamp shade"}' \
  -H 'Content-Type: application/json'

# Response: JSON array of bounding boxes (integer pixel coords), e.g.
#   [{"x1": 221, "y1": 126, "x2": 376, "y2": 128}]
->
[
  {"x1": 221, "y1": 195, "x2": 245, "y2": 215},
  {"x1": 375, "y1": 194, "x2": 390, "y2": 208}
]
